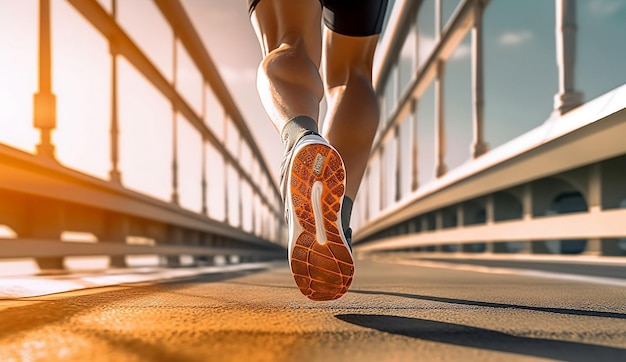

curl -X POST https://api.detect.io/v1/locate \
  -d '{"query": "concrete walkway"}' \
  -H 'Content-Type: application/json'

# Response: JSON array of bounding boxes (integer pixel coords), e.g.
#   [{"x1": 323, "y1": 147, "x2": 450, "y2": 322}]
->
[{"x1": 1, "y1": 259, "x2": 625, "y2": 361}]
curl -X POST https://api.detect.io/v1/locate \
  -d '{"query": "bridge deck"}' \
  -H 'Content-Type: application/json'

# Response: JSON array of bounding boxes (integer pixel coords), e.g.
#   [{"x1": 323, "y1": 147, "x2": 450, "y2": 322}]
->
[{"x1": 1, "y1": 259, "x2": 625, "y2": 361}]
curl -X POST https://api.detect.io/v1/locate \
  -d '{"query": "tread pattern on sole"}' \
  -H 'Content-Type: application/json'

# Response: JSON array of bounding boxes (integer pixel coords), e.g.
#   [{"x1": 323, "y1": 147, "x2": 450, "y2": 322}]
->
[{"x1": 289, "y1": 143, "x2": 354, "y2": 301}]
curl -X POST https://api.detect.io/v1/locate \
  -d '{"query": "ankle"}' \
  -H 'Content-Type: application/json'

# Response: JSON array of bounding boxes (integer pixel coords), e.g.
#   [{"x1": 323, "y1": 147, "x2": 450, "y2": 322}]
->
[{"x1": 281, "y1": 116, "x2": 318, "y2": 152}]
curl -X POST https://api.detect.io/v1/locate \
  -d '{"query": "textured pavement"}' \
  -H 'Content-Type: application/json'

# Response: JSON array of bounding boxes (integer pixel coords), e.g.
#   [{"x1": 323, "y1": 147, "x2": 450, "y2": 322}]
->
[{"x1": 1, "y1": 259, "x2": 625, "y2": 361}]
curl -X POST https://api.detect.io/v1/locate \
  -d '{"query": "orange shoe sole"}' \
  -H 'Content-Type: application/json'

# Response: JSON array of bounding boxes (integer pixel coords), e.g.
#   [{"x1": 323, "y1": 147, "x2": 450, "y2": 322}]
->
[{"x1": 288, "y1": 143, "x2": 354, "y2": 301}]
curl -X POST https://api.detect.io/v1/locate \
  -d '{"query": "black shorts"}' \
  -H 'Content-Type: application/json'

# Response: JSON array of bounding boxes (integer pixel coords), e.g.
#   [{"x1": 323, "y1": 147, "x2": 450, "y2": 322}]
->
[{"x1": 248, "y1": 0, "x2": 389, "y2": 37}]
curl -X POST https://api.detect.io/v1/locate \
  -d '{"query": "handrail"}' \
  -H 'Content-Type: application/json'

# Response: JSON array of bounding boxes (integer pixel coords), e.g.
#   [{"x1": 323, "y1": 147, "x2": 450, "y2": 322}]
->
[
  {"x1": 355, "y1": 85, "x2": 626, "y2": 241},
  {"x1": 373, "y1": 0, "x2": 421, "y2": 92},
  {"x1": 67, "y1": 0, "x2": 282, "y2": 221},
  {"x1": 354, "y1": 0, "x2": 626, "y2": 259},
  {"x1": 370, "y1": 0, "x2": 482, "y2": 157},
  {"x1": 0, "y1": 143, "x2": 271, "y2": 245},
  {"x1": 357, "y1": 208, "x2": 626, "y2": 252},
  {"x1": 0, "y1": 0, "x2": 285, "y2": 270},
  {"x1": 0, "y1": 238, "x2": 281, "y2": 259},
  {"x1": 152, "y1": 0, "x2": 281, "y2": 205}
]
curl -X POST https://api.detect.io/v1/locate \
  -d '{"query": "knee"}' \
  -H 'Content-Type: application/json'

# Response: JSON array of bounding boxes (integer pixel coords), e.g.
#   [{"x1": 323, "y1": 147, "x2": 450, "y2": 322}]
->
[{"x1": 260, "y1": 42, "x2": 324, "y2": 100}]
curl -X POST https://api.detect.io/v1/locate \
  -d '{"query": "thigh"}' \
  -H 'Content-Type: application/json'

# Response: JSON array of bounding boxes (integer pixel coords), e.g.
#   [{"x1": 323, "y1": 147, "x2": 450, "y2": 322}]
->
[
  {"x1": 322, "y1": 0, "x2": 388, "y2": 37},
  {"x1": 250, "y1": 0, "x2": 323, "y2": 64}
]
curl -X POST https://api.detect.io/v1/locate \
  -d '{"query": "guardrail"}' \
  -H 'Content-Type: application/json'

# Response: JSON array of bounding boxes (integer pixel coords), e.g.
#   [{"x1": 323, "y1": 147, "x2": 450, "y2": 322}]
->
[
  {"x1": 353, "y1": 0, "x2": 626, "y2": 257},
  {"x1": 0, "y1": 0, "x2": 285, "y2": 270}
]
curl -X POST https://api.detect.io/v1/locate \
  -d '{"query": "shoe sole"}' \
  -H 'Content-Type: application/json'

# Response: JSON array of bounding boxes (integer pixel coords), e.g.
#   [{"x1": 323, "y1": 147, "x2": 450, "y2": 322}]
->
[{"x1": 287, "y1": 142, "x2": 354, "y2": 301}]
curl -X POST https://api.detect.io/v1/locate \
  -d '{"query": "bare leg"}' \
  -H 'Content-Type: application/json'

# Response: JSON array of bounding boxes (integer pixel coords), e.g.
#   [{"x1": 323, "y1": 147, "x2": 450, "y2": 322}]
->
[
  {"x1": 322, "y1": 30, "x2": 380, "y2": 200},
  {"x1": 250, "y1": 0, "x2": 380, "y2": 301},
  {"x1": 250, "y1": 0, "x2": 323, "y2": 135}
]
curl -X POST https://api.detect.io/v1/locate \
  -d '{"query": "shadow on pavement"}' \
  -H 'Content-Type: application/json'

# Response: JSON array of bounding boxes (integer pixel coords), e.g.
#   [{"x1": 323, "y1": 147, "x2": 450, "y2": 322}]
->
[
  {"x1": 336, "y1": 314, "x2": 626, "y2": 362},
  {"x1": 350, "y1": 289, "x2": 626, "y2": 320}
]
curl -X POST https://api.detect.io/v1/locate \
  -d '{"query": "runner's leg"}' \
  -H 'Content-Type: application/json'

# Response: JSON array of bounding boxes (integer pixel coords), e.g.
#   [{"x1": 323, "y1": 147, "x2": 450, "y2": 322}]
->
[
  {"x1": 322, "y1": 30, "x2": 380, "y2": 201},
  {"x1": 250, "y1": 0, "x2": 323, "y2": 140}
]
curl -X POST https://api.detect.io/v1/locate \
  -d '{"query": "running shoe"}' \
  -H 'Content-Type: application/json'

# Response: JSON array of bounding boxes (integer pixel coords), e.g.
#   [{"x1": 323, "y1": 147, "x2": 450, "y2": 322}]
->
[{"x1": 281, "y1": 133, "x2": 354, "y2": 301}]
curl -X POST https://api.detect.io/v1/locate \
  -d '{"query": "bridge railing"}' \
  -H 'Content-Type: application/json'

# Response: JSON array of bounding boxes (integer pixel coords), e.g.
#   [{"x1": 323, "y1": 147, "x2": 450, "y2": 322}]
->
[
  {"x1": 0, "y1": 0, "x2": 284, "y2": 271},
  {"x1": 353, "y1": 0, "x2": 626, "y2": 257}
]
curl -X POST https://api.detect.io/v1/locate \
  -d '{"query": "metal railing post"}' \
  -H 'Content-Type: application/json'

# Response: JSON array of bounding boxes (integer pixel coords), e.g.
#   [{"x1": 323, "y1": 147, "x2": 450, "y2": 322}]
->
[
  {"x1": 108, "y1": 0, "x2": 122, "y2": 184},
  {"x1": 553, "y1": 0, "x2": 582, "y2": 115},
  {"x1": 472, "y1": 0, "x2": 488, "y2": 158},
  {"x1": 394, "y1": 125, "x2": 402, "y2": 201},
  {"x1": 435, "y1": 60, "x2": 447, "y2": 178},
  {"x1": 364, "y1": 169, "x2": 370, "y2": 222},
  {"x1": 413, "y1": 10, "x2": 420, "y2": 69},
  {"x1": 171, "y1": 34, "x2": 180, "y2": 205},
  {"x1": 238, "y1": 136, "x2": 244, "y2": 228},
  {"x1": 33, "y1": 0, "x2": 56, "y2": 159},
  {"x1": 410, "y1": 99, "x2": 419, "y2": 191},
  {"x1": 109, "y1": 53, "x2": 122, "y2": 183},
  {"x1": 435, "y1": 0, "x2": 445, "y2": 181},
  {"x1": 250, "y1": 156, "x2": 257, "y2": 234},
  {"x1": 223, "y1": 112, "x2": 229, "y2": 224},
  {"x1": 201, "y1": 138, "x2": 208, "y2": 215},
  {"x1": 201, "y1": 83, "x2": 208, "y2": 215},
  {"x1": 379, "y1": 146, "x2": 386, "y2": 212}
]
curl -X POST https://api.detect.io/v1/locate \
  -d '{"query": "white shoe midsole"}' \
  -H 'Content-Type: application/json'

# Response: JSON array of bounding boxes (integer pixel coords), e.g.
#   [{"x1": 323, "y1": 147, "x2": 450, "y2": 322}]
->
[{"x1": 311, "y1": 181, "x2": 327, "y2": 245}]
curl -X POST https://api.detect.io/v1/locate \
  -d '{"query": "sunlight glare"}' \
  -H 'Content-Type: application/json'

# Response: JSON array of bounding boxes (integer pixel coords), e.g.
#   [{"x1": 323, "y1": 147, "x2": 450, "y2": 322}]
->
[
  {"x1": 126, "y1": 236, "x2": 159, "y2": 267},
  {"x1": 0, "y1": 225, "x2": 17, "y2": 238},
  {"x1": 60, "y1": 231, "x2": 97, "y2": 243},
  {"x1": 60, "y1": 231, "x2": 109, "y2": 270},
  {"x1": 0, "y1": 226, "x2": 39, "y2": 276},
  {"x1": 51, "y1": 0, "x2": 111, "y2": 179},
  {"x1": 180, "y1": 255, "x2": 194, "y2": 266},
  {"x1": 0, "y1": 1, "x2": 39, "y2": 153},
  {"x1": 0, "y1": 259, "x2": 39, "y2": 277}
]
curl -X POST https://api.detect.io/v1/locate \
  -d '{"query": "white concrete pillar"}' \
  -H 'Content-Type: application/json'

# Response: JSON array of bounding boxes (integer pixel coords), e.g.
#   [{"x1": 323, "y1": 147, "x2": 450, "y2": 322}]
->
[
  {"x1": 520, "y1": 183, "x2": 533, "y2": 254},
  {"x1": 586, "y1": 163, "x2": 602, "y2": 255},
  {"x1": 456, "y1": 204, "x2": 465, "y2": 253},
  {"x1": 435, "y1": 0, "x2": 442, "y2": 40},
  {"x1": 484, "y1": 194, "x2": 495, "y2": 253}
]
